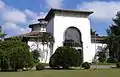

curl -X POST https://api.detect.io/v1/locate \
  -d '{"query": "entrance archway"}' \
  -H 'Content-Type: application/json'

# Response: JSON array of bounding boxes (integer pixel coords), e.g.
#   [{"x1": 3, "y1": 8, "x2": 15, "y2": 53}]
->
[{"x1": 63, "y1": 26, "x2": 83, "y2": 62}]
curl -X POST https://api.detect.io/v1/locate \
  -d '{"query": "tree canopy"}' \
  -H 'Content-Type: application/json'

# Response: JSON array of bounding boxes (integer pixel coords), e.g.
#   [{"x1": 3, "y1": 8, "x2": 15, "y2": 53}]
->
[
  {"x1": 0, "y1": 26, "x2": 7, "y2": 41},
  {"x1": 0, "y1": 37, "x2": 34, "y2": 71},
  {"x1": 106, "y1": 12, "x2": 120, "y2": 62}
]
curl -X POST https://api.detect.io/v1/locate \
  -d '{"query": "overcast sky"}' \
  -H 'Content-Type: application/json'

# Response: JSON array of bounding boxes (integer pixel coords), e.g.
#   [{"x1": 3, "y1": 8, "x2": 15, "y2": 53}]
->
[{"x1": 0, "y1": 0, "x2": 120, "y2": 37}]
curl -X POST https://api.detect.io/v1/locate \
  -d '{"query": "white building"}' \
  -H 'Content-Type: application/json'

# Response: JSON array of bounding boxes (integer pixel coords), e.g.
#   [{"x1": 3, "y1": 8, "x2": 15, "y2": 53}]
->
[{"x1": 22, "y1": 8, "x2": 107, "y2": 63}]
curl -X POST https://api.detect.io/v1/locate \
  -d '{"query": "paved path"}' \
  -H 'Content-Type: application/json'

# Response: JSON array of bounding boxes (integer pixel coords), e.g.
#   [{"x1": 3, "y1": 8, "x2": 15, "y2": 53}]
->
[
  {"x1": 32, "y1": 65, "x2": 116, "y2": 70},
  {"x1": 91, "y1": 65, "x2": 116, "y2": 69}
]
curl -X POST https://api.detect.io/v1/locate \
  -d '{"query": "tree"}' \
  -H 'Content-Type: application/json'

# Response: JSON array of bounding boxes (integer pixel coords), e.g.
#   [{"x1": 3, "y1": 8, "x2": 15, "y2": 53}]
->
[
  {"x1": 0, "y1": 26, "x2": 7, "y2": 41},
  {"x1": 38, "y1": 32, "x2": 54, "y2": 63},
  {"x1": 9, "y1": 46, "x2": 34, "y2": 70},
  {"x1": 97, "y1": 47, "x2": 108, "y2": 63},
  {"x1": 106, "y1": 12, "x2": 120, "y2": 62},
  {"x1": 91, "y1": 28, "x2": 96, "y2": 36},
  {"x1": 91, "y1": 28, "x2": 99, "y2": 36},
  {"x1": 105, "y1": 29, "x2": 116, "y2": 62},
  {"x1": 0, "y1": 37, "x2": 34, "y2": 71}
]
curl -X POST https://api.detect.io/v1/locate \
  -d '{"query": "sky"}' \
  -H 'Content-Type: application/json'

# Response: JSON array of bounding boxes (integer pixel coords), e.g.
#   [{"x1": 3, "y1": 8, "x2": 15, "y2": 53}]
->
[{"x1": 0, "y1": 0, "x2": 120, "y2": 37}]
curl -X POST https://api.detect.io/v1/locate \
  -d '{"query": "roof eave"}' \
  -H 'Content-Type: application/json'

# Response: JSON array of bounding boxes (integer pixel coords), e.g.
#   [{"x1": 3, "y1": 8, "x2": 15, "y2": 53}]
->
[
  {"x1": 29, "y1": 23, "x2": 41, "y2": 28},
  {"x1": 45, "y1": 8, "x2": 93, "y2": 21}
]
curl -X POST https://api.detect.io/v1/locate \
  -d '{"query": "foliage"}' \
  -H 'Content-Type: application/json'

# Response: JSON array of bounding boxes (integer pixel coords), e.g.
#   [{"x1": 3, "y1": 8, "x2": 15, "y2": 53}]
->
[
  {"x1": 107, "y1": 58, "x2": 117, "y2": 63},
  {"x1": 97, "y1": 47, "x2": 108, "y2": 63},
  {"x1": 116, "y1": 62, "x2": 120, "y2": 68},
  {"x1": 31, "y1": 50, "x2": 40, "y2": 64},
  {"x1": 90, "y1": 28, "x2": 99, "y2": 37},
  {"x1": 98, "y1": 52, "x2": 106, "y2": 63},
  {"x1": 0, "y1": 26, "x2": 7, "y2": 41},
  {"x1": 105, "y1": 12, "x2": 120, "y2": 62},
  {"x1": 36, "y1": 63, "x2": 45, "y2": 70},
  {"x1": 0, "y1": 37, "x2": 34, "y2": 71},
  {"x1": 49, "y1": 46, "x2": 81, "y2": 69},
  {"x1": 38, "y1": 32, "x2": 54, "y2": 63},
  {"x1": 9, "y1": 47, "x2": 34, "y2": 70},
  {"x1": 81, "y1": 62, "x2": 90, "y2": 69}
]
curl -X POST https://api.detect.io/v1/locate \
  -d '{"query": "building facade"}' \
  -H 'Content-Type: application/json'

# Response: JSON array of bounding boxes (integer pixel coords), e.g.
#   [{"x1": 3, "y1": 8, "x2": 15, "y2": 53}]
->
[{"x1": 22, "y1": 8, "x2": 107, "y2": 63}]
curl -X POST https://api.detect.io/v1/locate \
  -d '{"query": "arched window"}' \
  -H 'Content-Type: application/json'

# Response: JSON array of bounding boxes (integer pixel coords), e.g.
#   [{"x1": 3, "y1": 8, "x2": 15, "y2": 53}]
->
[{"x1": 63, "y1": 27, "x2": 82, "y2": 47}]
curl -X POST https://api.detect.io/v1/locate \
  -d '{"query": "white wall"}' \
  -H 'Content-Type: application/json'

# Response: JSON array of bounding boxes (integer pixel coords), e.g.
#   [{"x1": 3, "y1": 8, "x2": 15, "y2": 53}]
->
[
  {"x1": 52, "y1": 13, "x2": 92, "y2": 62},
  {"x1": 90, "y1": 43, "x2": 107, "y2": 61},
  {"x1": 28, "y1": 41, "x2": 51, "y2": 63}
]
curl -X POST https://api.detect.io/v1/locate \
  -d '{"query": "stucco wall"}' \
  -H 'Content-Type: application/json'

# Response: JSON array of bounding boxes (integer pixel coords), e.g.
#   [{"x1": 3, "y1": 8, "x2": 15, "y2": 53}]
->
[
  {"x1": 90, "y1": 43, "x2": 107, "y2": 61},
  {"x1": 28, "y1": 41, "x2": 51, "y2": 63},
  {"x1": 52, "y1": 13, "x2": 92, "y2": 62}
]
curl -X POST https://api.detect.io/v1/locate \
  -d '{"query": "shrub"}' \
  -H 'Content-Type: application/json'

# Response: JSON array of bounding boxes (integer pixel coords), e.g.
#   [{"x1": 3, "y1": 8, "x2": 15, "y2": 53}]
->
[
  {"x1": 116, "y1": 62, "x2": 120, "y2": 68},
  {"x1": 9, "y1": 46, "x2": 34, "y2": 70},
  {"x1": 98, "y1": 52, "x2": 106, "y2": 63},
  {"x1": 107, "y1": 58, "x2": 117, "y2": 63},
  {"x1": 36, "y1": 63, "x2": 45, "y2": 70},
  {"x1": 49, "y1": 46, "x2": 81, "y2": 69},
  {"x1": 82, "y1": 62, "x2": 90, "y2": 69},
  {"x1": 31, "y1": 50, "x2": 40, "y2": 64},
  {"x1": 0, "y1": 38, "x2": 34, "y2": 71}
]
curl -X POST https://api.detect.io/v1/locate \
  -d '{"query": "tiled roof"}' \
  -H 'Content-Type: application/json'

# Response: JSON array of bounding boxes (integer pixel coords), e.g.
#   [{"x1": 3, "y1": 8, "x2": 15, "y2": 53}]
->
[
  {"x1": 91, "y1": 35, "x2": 106, "y2": 43},
  {"x1": 91, "y1": 36, "x2": 105, "y2": 41},
  {"x1": 22, "y1": 31, "x2": 53, "y2": 39}
]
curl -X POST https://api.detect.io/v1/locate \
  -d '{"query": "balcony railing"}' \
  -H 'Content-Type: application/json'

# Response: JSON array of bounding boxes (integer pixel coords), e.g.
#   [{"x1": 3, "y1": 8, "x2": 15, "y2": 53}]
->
[{"x1": 63, "y1": 40, "x2": 81, "y2": 47}]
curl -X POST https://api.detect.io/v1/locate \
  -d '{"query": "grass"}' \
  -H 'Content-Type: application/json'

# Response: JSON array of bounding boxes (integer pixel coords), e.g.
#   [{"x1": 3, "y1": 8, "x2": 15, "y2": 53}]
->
[{"x1": 0, "y1": 69, "x2": 120, "y2": 77}]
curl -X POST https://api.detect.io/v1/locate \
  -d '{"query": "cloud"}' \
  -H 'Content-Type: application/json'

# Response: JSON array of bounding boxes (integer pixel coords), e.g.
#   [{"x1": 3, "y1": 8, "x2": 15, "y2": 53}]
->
[
  {"x1": 45, "y1": 0, "x2": 64, "y2": 8},
  {"x1": 77, "y1": 1, "x2": 120, "y2": 22},
  {"x1": 2, "y1": 22, "x2": 31, "y2": 36},
  {"x1": 2, "y1": 9, "x2": 27, "y2": 23},
  {"x1": 0, "y1": 0, "x2": 5, "y2": 9},
  {"x1": 39, "y1": 12, "x2": 47, "y2": 18},
  {"x1": 0, "y1": 0, "x2": 27, "y2": 24},
  {"x1": 25, "y1": 9, "x2": 46, "y2": 24},
  {"x1": 0, "y1": 0, "x2": 46, "y2": 37},
  {"x1": 25, "y1": 9, "x2": 38, "y2": 20}
]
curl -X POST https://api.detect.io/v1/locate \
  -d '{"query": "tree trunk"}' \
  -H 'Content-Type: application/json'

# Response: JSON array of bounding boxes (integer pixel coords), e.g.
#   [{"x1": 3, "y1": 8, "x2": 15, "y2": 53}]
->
[
  {"x1": 117, "y1": 42, "x2": 119, "y2": 61},
  {"x1": 118, "y1": 42, "x2": 120, "y2": 62}
]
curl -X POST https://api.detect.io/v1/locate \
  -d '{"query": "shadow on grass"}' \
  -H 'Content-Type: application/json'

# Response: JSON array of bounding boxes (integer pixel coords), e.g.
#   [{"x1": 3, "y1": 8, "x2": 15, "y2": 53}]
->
[{"x1": 110, "y1": 67, "x2": 120, "y2": 69}]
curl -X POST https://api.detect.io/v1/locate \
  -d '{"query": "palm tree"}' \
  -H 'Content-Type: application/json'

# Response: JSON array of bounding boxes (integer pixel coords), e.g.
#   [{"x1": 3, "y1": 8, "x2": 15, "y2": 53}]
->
[
  {"x1": 38, "y1": 32, "x2": 54, "y2": 63},
  {"x1": 91, "y1": 29, "x2": 96, "y2": 36},
  {"x1": 0, "y1": 26, "x2": 7, "y2": 41}
]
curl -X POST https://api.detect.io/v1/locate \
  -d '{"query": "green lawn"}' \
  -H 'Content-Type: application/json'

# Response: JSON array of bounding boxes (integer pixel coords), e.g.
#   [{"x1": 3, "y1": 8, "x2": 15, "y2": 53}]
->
[{"x1": 0, "y1": 69, "x2": 120, "y2": 77}]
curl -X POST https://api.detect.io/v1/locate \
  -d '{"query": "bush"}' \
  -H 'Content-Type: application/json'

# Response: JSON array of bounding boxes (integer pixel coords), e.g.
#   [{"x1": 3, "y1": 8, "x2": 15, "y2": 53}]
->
[
  {"x1": 49, "y1": 46, "x2": 81, "y2": 69},
  {"x1": 116, "y1": 62, "x2": 120, "y2": 68},
  {"x1": 36, "y1": 63, "x2": 45, "y2": 70},
  {"x1": 9, "y1": 46, "x2": 34, "y2": 70},
  {"x1": 98, "y1": 52, "x2": 106, "y2": 63},
  {"x1": 0, "y1": 38, "x2": 34, "y2": 71},
  {"x1": 82, "y1": 62, "x2": 90, "y2": 69},
  {"x1": 107, "y1": 58, "x2": 117, "y2": 63},
  {"x1": 31, "y1": 50, "x2": 40, "y2": 64}
]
